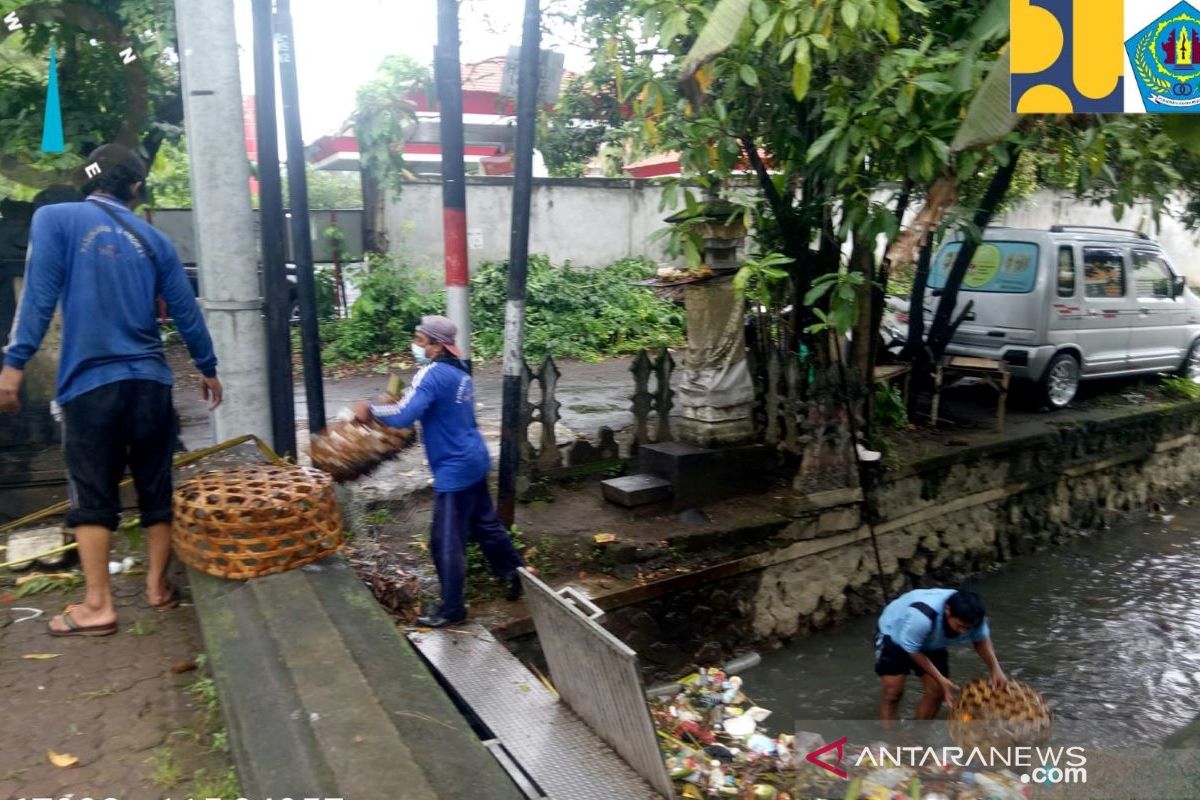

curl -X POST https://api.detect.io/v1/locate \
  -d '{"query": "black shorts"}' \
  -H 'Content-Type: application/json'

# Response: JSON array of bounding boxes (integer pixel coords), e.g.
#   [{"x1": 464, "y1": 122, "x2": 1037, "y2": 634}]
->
[
  {"x1": 63, "y1": 380, "x2": 176, "y2": 531},
  {"x1": 874, "y1": 632, "x2": 949, "y2": 678}
]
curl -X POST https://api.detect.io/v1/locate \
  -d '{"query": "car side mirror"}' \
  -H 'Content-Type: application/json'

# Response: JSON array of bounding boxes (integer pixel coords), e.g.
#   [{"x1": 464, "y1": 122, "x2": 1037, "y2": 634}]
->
[{"x1": 1174, "y1": 275, "x2": 1187, "y2": 298}]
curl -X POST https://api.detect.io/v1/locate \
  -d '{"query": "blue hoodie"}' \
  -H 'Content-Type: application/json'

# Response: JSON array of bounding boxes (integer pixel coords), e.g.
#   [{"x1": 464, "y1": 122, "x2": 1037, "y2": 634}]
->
[
  {"x1": 3, "y1": 194, "x2": 217, "y2": 404},
  {"x1": 369, "y1": 357, "x2": 491, "y2": 492}
]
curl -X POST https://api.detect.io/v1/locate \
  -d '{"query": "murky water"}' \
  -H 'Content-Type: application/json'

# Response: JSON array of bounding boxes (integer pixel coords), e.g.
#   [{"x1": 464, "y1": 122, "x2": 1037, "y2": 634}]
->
[{"x1": 750, "y1": 505, "x2": 1200, "y2": 747}]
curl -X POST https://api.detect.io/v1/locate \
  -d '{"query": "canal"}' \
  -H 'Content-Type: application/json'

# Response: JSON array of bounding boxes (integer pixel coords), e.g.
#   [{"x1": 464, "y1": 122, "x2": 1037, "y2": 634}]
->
[{"x1": 751, "y1": 503, "x2": 1200, "y2": 748}]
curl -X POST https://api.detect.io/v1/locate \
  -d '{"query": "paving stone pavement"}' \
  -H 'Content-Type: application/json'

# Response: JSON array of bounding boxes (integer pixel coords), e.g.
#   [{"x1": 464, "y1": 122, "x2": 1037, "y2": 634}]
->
[{"x1": 0, "y1": 562, "x2": 232, "y2": 800}]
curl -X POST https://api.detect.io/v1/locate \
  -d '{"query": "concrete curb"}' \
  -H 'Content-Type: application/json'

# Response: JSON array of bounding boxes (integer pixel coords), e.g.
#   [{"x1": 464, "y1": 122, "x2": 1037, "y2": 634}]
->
[{"x1": 190, "y1": 554, "x2": 523, "y2": 800}]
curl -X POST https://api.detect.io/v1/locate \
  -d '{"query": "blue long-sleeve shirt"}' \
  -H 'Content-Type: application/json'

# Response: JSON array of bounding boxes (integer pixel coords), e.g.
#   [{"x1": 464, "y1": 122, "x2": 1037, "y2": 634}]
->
[
  {"x1": 369, "y1": 358, "x2": 491, "y2": 492},
  {"x1": 878, "y1": 588, "x2": 991, "y2": 653},
  {"x1": 3, "y1": 194, "x2": 216, "y2": 404}
]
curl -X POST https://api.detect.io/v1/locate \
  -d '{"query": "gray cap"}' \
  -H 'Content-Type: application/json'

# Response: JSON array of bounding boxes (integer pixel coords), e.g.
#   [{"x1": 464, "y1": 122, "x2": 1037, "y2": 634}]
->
[{"x1": 416, "y1": 315, "x2": 462, "y2": 357}]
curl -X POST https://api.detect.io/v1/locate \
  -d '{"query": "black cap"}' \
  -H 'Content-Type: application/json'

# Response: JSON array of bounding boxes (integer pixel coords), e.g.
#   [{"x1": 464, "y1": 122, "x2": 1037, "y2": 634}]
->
[{"x1": 85, "y1": 143, "x2": 148, "y2": 184}]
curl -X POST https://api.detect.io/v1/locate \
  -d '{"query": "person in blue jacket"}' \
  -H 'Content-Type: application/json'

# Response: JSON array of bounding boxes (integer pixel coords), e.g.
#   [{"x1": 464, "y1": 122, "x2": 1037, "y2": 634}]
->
[
  {"x1": 355, "y1": 315, "x2": 525, "y2": 627},
  {"x1": 0, "y1": 144, "x2": 222, "y2": 637},
  {"x1": 874, "y1": 588, "x2": 1007, "y2": 720}
]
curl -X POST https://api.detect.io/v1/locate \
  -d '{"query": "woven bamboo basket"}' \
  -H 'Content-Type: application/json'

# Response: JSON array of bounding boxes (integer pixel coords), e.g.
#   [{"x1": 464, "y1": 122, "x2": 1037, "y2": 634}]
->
[
  {"x1": 948, "y1": 678, "x2": 1052, "y2": 749},
  {"x1": 309, "y1": 417, "x2": 415, "y2": 482},
  {"x1": 173, "y1": 464, "x2": 343, "y2": 580}
]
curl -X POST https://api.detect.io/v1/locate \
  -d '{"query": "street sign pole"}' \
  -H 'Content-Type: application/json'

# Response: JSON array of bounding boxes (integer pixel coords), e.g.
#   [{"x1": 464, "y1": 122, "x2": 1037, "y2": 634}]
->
[{"x1": 436, "y1": 0, "x2": 472, "y2": 360}]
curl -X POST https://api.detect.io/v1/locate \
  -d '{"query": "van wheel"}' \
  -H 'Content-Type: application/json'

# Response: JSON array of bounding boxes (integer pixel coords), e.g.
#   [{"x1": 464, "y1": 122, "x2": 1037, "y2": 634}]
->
[
  {"x1": 1179, "y1": 339, "x2": 1200, "y2": 383},
  {"x1": 1040, "y1": 353, "x2": 1079, "y2": 409}
]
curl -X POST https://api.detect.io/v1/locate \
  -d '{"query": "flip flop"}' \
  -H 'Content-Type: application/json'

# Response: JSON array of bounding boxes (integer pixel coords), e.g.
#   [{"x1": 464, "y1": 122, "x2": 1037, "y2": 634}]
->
[
  {"x1": 47, "y1": 609, "x2": 118, "y2": 637},
  {"x1": 148, "y1": 584, "x2": 181, "y2": 610}
]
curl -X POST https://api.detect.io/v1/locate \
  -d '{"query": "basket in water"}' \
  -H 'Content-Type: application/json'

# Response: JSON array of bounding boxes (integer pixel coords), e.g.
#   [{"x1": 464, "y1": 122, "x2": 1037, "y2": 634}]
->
[
  {"x1": 948, "y1": 678, "x2": 1052, "y2": 749},
  {"x1": 173, "y1": 464, "x2": 343, "y2": 580},
  {"x1": 309, "y1": 417, "x2": 415, "y2": 482}
]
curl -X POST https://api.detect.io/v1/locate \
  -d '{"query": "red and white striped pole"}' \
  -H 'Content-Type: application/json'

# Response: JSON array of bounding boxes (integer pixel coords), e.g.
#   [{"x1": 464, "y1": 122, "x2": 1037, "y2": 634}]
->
[{"x1": 436, "y1": 0, "x2": 471, "y2": 359}]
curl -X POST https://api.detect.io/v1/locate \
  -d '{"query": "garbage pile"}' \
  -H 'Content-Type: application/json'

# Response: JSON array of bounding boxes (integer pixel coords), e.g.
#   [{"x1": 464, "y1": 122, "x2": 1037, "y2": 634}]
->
[{"x1": 651, "y1": 667, "x2": 1036, "y2": 800}]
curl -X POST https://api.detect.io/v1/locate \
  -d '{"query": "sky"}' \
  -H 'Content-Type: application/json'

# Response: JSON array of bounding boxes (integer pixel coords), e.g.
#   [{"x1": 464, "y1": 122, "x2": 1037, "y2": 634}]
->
[{"x1": 231, "y1": 0, "x2": 591, "y2": 143}]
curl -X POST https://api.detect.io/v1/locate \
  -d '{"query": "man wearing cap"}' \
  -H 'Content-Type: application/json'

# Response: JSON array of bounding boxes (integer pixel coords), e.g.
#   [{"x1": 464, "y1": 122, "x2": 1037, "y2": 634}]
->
[
  {"x1": 0, "y1": 144, "x2": 222, "y2": 636},
  {"x1": 354, "y1": 315, "x2": 525, "y2": 627}
]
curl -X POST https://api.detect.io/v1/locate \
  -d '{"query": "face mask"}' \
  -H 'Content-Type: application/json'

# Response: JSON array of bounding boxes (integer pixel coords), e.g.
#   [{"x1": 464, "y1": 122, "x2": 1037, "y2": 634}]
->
[{"x1": 411, "y1": 342, "x2": 430, "y2": 365}]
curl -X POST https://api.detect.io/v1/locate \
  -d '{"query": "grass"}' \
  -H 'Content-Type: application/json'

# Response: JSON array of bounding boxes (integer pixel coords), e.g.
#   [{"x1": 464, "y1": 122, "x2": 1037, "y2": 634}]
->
[
  {"x1": 1161, "y1": 375, "x2": 1200, "y2": 401},
  {"x1": 151, "y1": 746, "x2": 182, "y2": 788},
  {"x1": 363, "y1": 508, "x2": 391, "y2": 526},
  {"x1": 190, "y1": 767, "x2": 240, "y2": 797}
]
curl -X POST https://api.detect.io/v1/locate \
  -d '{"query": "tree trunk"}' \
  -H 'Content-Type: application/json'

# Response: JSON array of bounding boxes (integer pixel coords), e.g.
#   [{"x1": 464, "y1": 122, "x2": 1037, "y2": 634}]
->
[
  {"x1": 901, "y1": 241, "x2": 935, "y2": 388},
  {"x1": 361, "y1": 171, "x2": 389, "y2": 255},
  {"x1": 926, "y1": 143, "x2": 1022, "y2": 360}
]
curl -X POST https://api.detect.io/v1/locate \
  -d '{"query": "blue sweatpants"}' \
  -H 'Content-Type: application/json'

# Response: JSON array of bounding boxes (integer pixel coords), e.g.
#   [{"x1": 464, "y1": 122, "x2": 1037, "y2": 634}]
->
[{"x1": 431, "y1": 479, "x2": 524, "y2": 619}]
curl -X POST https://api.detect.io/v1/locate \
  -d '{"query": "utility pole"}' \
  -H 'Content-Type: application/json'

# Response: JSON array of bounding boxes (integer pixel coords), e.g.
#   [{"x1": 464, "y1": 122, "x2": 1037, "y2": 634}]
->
[
  {"x1": 274, "y1": 0, "x2": 326, "y2": 434},
  {"x1": 435, "y1": 0, "x2": 472, "y2": 360},
  {"x1": 251, "y1": 0, "x2": 297, "y2": 458},
  {"x1": 496, "y1": 0, "x2": 540, "y2": 526},
  {"x1": 175, "y1": 0, "x2": 271, "y2": 444}
]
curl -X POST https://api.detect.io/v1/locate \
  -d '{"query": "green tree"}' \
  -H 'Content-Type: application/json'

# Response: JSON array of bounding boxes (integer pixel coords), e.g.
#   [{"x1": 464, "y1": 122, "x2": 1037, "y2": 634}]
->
[
  {"x1": 345, "y1": 54, "x2": 426, "y2": 253},
  {"x1": 0, "y1": 0, "x2": 182, "y2": 191}
]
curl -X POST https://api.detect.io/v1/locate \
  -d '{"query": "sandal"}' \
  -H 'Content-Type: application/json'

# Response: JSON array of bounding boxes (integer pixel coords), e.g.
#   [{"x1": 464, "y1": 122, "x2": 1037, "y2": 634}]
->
[
  {"x1": 148, "y1": 584, "x2": 181, "y2": 609},
  {"x1": 47, "y1": 609, "x2": 118, "y2": 637}
]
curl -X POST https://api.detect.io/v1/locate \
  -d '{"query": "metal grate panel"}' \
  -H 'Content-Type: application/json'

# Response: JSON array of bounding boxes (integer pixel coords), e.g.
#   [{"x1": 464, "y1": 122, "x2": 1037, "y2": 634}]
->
[
  {"x1": 520, "y1": 571, "x2": 675, "y2": 799},
  {"x1": 410, "y1": 623, "x2": 660, "y2": 800}
]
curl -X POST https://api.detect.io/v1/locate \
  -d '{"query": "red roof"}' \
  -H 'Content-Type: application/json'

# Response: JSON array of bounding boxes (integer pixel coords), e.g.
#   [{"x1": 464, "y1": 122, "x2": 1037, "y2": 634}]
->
[{"x1": 624, "y1": 152, "x2": 681, "y2": 178}]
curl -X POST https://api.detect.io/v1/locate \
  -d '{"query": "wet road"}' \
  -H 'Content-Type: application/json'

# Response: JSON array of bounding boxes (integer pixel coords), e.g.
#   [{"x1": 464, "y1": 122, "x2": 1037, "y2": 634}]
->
[{"x1": 750, "y1": 503, "x2": 1200, "y2": 748}]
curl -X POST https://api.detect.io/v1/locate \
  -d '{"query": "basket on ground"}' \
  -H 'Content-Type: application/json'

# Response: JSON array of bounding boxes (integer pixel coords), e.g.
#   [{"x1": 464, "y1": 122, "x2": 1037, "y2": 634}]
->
[
  {"x1": 309, "y1": 417, "x2": 415, "y2": 482},
  {"x1": 948, "y1": 678, "x2": 1052, "y2": 749},
  {"x1": 173, "y1": 464, "x2": 343, "y2": 580}
]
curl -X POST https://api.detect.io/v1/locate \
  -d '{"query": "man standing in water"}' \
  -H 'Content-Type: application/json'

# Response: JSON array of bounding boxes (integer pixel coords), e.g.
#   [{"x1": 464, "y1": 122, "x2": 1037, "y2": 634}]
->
[{"x1": 874, "y1": 588, "x2": 1007, "y2": 720}]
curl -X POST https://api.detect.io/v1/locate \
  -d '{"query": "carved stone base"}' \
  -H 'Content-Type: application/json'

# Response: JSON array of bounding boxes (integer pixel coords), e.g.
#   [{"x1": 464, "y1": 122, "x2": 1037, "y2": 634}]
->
[{"x1": 677, "y1": 414, "x2": 756, "y2": 448}]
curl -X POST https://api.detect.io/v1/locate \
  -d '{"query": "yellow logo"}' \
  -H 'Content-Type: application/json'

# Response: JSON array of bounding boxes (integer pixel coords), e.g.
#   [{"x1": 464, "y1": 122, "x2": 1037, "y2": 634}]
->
[{"x1": 1011, "y1": 0, "x2": 1124, "y2": 112}]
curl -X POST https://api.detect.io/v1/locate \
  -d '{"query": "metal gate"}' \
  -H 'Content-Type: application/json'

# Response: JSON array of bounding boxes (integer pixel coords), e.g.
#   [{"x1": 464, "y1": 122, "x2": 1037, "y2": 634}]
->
[{"x1": 519, "y1": 568, "x2": 675, "y2": 799}]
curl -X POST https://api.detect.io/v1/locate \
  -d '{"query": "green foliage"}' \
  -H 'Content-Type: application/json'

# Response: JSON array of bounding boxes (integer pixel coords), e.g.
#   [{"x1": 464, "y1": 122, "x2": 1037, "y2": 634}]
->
[
  {"x1": 14, "y1": 572, "x2": 84, "y2": 597},
  {"x1": 470, "y1": 256, "x2": 685, "y2": 362},
  {"x1": 321, "y1": 252, "x2": 444, "y2": 363},
  {"x1": 733, "y1": 251, "x2": 793, "y2": 308},
  {"x1": 539, "y1": 64, "x2": 629, "y2": 177},
  {"x1": 147, "y1": 137, "x2": 192, "y2": 207},
  {"x1": 0, "y1": 0, "x2": 182, "y2": 191},
  {"x1": 804, "y1": 267, "x2": 866, "y2": 336},
  {"x1": 1162, "y1": 375, "x2": 1200, "y2": 402},
  {"x1": 190, "y1": 767, "x2": 239, "y2": 797},
  {"x1": 346, "y1": 55, "x2": 427, "y2": 195},
  {"x1": 872, "y1": 381, "x2": 908, "y2": 431}
]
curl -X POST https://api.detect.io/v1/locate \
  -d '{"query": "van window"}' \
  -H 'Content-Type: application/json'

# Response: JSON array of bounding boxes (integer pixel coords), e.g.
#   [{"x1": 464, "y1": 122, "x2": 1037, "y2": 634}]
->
[
  {"x1": 929, "y1": 241, "x2": 1039, "y2": 293},
  {"x1": 1132, "y1": 251, "x2": 1173, "y2": 298},
  {"x1": 1083, "y1": 248, "x2": 1126, "y2": 298},
  {"x1": 1057, "y1": 246, "x2": 1075, "y2": 297}
]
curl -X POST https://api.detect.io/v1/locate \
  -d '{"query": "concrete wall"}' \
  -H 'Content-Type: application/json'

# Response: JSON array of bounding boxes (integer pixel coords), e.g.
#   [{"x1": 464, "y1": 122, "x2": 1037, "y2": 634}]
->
[
  {"x1": 386, "y1": 180, "x2": 1200, "y2": 282},
  {"x1": 385, "y1": 177, "x2": 683, "y2": 272},
  {"x1": 562, "y1": 401, "x2": 1200, "y2": 677}
]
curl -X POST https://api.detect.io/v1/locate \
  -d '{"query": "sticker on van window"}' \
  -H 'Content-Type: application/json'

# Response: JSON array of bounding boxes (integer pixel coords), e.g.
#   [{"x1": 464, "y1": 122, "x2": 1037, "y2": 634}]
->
[{"x1": 931, "y1": 241, "x2": 1040, "y2": 294}]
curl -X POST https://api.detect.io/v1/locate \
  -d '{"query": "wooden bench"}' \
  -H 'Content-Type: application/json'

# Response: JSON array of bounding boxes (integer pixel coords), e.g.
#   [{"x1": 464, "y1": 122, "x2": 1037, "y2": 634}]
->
[
  {"x1": 872, "y1": 362, "x2": 912, "y2": 403},
  {"x1": 931, "y1": 356, "x2": 1010, "y2": 432}
]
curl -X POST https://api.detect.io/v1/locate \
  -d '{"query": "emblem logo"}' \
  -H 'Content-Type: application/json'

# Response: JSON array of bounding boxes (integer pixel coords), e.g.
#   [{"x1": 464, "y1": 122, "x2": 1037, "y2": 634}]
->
[{"x1": 1126, "y1": 1, "x2": 1200, "y2": 111}]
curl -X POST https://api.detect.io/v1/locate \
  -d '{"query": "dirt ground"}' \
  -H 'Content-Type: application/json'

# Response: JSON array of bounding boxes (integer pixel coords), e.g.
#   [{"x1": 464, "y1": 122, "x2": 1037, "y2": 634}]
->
[{"x1": 0, "y1": 539, "x2": 236, "y2": 800}]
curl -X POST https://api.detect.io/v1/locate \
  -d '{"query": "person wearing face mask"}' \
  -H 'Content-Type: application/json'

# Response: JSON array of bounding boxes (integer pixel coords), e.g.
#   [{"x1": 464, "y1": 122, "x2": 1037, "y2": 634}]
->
[{"x1": 354, "y1": 315, "x2": 526, "y2": 627}]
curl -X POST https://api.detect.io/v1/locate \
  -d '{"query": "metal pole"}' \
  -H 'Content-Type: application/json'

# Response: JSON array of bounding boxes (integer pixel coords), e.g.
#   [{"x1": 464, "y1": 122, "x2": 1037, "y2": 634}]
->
[
  {"x1": 251, "y1": 0, "x2": 296, "y2": 458},
  {"x1": 274, "y1": 0, "x2": 326, "y2": 434},
  {"x1": 436, "y1": 0, "x2": 472, "y2": 360},
  {"x1": 174, "y1": 0, "x2": 272, "y2": 444},
  {"x1": 496, "y1": 0, "x2": 540, "y2": 526}
]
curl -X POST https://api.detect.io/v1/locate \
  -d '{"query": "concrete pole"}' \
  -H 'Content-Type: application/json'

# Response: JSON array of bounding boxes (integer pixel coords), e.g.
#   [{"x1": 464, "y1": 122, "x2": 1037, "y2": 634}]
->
[{"x1": 175, "y1": 0, "x2": 272, "y2": 443}]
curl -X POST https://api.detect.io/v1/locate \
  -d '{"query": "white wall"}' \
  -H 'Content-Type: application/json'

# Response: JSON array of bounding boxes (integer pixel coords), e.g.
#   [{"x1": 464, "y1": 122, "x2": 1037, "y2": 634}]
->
[
  {"x1": 997, "y1": 191, "x2": 1200, "y2": 281},
  {"x1": 384, "y1": 177, "x2": 683, "y2": 272}
]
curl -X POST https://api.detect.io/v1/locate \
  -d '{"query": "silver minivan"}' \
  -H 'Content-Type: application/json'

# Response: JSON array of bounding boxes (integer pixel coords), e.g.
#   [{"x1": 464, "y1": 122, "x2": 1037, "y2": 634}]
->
[{"x1": 924, "y1": 225, "x2": 1200, "y2": 408}]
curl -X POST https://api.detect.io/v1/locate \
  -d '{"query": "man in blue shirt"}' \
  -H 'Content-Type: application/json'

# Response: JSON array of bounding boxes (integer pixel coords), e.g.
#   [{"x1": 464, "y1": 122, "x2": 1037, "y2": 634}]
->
[
  {"x1": 0, "y1": 144, "x2": 222, "y2": 637},
  {"x1": 354, "y1": 315, "x2": 524, "y2": 627},
  {"x1": 874, "y1": 588, "x2": 1007, "y2": 720}
]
